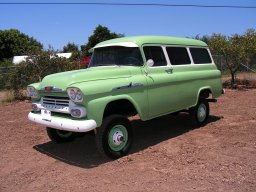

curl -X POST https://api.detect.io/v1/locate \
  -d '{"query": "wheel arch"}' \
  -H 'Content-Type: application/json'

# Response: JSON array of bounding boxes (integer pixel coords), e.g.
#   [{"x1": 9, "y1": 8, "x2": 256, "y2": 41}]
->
[
  {"x1": 195, "y1": 86, "x2": 213, "y2": 105},
  {"x1": 103, "y1": 99, "x2": 139, "y2": 118},
  {"x1": 87, "y1": 95, "x2": 143, "y2": 127}
]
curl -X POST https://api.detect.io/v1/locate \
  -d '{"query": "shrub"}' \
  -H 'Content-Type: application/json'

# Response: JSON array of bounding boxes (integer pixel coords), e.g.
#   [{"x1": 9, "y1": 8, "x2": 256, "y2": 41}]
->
[
  {"x1": 223, "y1": 77, "x2": 256, "y2": 89},
  {"x1": 10, "y1": 51, "x2": 81, "y2": 99},
  {"x1": 0, "y1": 59, "x2": 14, "y2": 90}
]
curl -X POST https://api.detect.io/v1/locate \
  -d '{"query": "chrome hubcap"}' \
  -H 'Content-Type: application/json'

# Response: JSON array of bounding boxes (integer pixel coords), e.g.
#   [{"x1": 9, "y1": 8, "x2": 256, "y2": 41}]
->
[
  {"x1": 197, "y1": 104, "x2": 207, "y2": 122},
  {"x1": 112, "y1": 131, "x2": 124, "y2": 146},
  {"x1": 108, "y1": 125, "x2": 128, "y2": 151}
]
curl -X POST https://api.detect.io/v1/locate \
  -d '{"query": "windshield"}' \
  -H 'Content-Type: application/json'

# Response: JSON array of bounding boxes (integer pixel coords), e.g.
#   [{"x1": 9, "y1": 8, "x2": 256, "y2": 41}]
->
[{"x1": 89, "y1": 46, "x2": 143, "y2": 67}]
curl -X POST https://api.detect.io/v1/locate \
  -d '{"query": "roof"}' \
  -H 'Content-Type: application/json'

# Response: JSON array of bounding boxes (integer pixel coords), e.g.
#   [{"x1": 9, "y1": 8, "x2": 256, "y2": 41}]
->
[
  {"x1": 94, "y1": 36, "x2": 208, "y2": 48},
  {"x1": 56, "y1": 52, "x2": 72, "y2": 58},
  {"x1": 12, "y1": 56, "x2": 28, "y2": 65}
]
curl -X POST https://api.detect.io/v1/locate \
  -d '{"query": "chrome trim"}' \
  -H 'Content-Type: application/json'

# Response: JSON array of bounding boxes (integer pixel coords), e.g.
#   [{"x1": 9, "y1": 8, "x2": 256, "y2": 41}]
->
[
  {"x1": 112, "y1": 82, "x2": 144, "y2": 90},
  {"x1": 42, "y1": 97, "x2": 69, "y2": 107},
  {"x1": 40, "y1": 87, "x2": 63, "y2": 92},
  {"x1": 28, "y1": 112, "x2": 97, "y2": 133},
  {"x1": 32, "y1": 97, "x2": 71, "y2": 114}
]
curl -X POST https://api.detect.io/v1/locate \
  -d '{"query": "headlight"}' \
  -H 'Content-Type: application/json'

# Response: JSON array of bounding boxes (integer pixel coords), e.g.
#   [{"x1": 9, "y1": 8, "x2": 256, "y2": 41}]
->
[
  {"x1": 69, "y1": 89, "x2": 76, "y2": 100},
  {"x1": 67, "y1": 88, "x2": 84, "y2": 102},
  {"x1": 27, "y1": 86, "x2": 39, "y2": 98},
  {"x1": 76, "y1": 90, "x2": 83, "y2": 100}
]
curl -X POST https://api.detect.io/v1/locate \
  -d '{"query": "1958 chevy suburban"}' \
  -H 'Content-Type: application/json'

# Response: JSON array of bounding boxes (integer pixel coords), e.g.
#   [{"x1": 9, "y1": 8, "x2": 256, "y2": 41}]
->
[{"x1": 27, "y1": 36, "x2": 223, "y2": 159}]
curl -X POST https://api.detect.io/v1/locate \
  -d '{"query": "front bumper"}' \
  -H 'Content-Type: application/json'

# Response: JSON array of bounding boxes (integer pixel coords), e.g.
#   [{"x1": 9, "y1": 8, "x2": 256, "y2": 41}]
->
[{"x1": 28, "y1": 112, "x2": 97, "y2": 132}]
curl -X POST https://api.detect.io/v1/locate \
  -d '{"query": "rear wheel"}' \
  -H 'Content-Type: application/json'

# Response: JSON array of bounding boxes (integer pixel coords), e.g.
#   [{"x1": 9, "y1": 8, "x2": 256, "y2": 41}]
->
[
  {"x1": 96, "y1": 115, "x2": 133, "y2": 159},
  {"x1": 189, "y1": 99, "x2": 209, "y2": 126},
  {"x1": 46, "y1": 127, "x2": 76, "y2": 143}
]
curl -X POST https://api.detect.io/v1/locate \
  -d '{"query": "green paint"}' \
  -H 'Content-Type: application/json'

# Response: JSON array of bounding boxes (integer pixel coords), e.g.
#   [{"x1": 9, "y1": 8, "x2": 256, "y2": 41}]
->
[{"x1": 108, "y1": 125, "x2": 128, "y2": 151}]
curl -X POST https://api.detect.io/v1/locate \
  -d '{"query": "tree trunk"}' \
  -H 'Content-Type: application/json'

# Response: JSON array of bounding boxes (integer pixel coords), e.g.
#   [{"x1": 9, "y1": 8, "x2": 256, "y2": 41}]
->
[{"x1": 230, "y1": 71, "x2": 236, "y2": 88}]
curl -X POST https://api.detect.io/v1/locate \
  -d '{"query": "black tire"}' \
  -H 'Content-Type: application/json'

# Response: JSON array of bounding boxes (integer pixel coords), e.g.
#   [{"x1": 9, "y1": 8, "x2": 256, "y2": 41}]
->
[
  {"x1": 46, "y1": 127, "x2": 76, "y2": 143},
  {"x1": 96, "y1": 115, "x2": 133, "y2": 159},
  {"x1": 189, "y1": 99, "x2": 209, "y2": 126}
]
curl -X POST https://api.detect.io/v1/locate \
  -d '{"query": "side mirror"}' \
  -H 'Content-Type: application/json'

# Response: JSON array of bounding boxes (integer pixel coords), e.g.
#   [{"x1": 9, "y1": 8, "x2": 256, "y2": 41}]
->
[{"x1": 146, "y1": 59, "x2": 154, "y2": 67}]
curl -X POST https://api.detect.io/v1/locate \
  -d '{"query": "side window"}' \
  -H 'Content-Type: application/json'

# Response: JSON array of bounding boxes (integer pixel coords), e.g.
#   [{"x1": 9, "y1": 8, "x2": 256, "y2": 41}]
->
[
  {"x1": 190, "y1": 48, "x2": 212, "y2": 64},
  {"x1": 166, "y1": 47, "x2": 191, "y2": 65},
  {"x1": 143, "y1": 46, "x2": 167, "y2": 67}
]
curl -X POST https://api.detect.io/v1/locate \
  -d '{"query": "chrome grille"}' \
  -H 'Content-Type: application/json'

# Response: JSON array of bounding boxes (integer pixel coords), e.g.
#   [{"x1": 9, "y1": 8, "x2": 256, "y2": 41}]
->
[{"x1": 42, "y1": 96, "x2": 69, "y2": 107}]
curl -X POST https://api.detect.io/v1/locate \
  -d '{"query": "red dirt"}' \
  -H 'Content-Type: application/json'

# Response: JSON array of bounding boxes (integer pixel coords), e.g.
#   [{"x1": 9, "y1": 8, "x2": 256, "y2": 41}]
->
[{"x1": 0, "y1": 89, "x2": 256, "y2": 192}]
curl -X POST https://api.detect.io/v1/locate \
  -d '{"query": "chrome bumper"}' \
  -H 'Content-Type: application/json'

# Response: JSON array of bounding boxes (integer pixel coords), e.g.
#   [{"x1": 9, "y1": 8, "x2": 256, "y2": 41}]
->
[{"x1": 28, "y1": 112, "x2": 97, "y2": 132}]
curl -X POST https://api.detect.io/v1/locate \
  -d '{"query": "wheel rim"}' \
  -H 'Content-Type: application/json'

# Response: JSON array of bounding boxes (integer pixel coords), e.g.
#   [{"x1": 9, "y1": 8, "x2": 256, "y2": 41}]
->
[
  {"x1": 56, "y1": 130, "x2": 73, "y2": 138},
  {"x1": 108, "y1": 125, "x2": 128, "y2": 152},
  {"x1": 197, "y1": 103, "x2": 207, "y2": 122}
]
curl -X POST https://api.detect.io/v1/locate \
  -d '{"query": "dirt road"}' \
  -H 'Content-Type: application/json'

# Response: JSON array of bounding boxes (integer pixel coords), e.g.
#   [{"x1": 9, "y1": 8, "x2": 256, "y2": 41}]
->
[{"x1": 0, "y1": 89, "x2": 255, "y2": 192}]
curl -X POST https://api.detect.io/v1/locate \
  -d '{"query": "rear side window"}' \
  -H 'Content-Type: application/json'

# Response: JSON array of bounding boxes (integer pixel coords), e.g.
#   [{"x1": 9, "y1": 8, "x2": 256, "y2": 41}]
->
[
  {"x1": 190, "y1": 48, "x2": 212, "y2": 64},
  {"x1": 143, "y1": 46, "x2": 167, "y2": 67},
  {"x1": 166, "y1": 47, "x2": 191, "y2": 65}
]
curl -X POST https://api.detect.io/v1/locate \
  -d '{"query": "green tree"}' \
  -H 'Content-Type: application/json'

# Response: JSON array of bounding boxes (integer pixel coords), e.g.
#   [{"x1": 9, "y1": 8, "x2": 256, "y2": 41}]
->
[
  {"x1": 243, "y1": 29, "x2": 256, "y2": 69},
  {"x1": 0, "y1": 58, "x2": 13, "y2": 67},
  {"x1": 195, "y1": 29, "x2": 256, "y2": 88},
  {"x1": 0, "y1": 29, "x2": 43, "y2": 61},
  {"x1": 63, "y1": 42, "x2": 79, "y2": 53},
  {"x1": 208, "y1": 31, "x2": 256, "y2": 88},
  {"x1": 63, "y1": 42, "x2": 81, "y2": 59},
  {"x1": 81, "y1": 25, "x2": 124, "y2": 56},
  {"x1": 194, "y1": 34, "x2": 211, "y2": 45}
]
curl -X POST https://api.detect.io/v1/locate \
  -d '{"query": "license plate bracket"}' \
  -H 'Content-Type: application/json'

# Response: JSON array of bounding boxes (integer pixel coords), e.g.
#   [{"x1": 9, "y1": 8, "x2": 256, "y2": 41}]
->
[{"x1": 41, "y1": 109, "x2": 52, "y2": 121}]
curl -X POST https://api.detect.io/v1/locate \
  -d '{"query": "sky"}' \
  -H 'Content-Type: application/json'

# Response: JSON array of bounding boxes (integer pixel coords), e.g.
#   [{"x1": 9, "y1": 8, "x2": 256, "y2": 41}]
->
[{"x1": 0, "y1": 0, "x2": 255, "y2": 50}]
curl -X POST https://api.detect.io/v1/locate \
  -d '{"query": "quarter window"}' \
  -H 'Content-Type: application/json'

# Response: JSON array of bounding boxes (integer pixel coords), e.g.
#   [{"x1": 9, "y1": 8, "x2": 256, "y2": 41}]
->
[
  {"x1": 190, "y1": 48, "x2": 212, "y2": 64},
  {"x1": 143, "y1": 46, "x2": 167, "y2": 67},
  {"x1": 166, "y1": 47, "x2": 191, "y2": 65}
]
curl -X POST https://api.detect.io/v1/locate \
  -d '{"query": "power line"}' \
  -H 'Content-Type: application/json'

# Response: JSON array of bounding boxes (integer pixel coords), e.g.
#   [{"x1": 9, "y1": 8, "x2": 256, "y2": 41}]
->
[{"x1": 0, "y1": 2, "x2": 255, "y2": 9}]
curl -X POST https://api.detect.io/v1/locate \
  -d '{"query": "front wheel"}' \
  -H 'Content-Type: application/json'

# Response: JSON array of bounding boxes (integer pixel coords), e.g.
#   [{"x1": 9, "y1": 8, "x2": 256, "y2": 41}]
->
[
  {"x1": 189, "y1": 100, "x2": 209, "y2": 126},
  {"x1": 46, "y1": 127, "x2": 76, "y2": 143},
  {"x1": 96, "y1": 115, "x2": 133, "y2": 159}
]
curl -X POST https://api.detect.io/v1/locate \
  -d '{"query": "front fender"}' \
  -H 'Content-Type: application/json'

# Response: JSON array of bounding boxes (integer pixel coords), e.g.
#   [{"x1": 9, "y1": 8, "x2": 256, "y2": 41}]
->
[{"x1": 86, "y1": 95, "x2": 146, "y2": 127}]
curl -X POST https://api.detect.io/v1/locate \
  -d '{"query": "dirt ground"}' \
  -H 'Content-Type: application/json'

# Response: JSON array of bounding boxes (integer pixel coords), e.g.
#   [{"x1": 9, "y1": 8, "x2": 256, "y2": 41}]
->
[{"x1": 0, "y1": 89, "x2": 255, "y2": 192}]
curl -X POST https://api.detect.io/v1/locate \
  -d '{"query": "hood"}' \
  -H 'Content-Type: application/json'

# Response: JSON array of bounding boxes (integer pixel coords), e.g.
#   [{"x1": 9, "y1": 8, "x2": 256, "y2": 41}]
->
[{"x1": 39, "y1": 66, "x2": 131, "y2": 90}]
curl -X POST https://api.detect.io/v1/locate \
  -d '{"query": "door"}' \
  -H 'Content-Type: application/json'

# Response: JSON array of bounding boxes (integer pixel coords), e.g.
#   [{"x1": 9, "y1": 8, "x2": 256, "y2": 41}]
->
[
  {"x1": 143, "y1": 45, "x2": 194, "y2": 119},
  {"x1": 143, "y1": 45, "x2": 176, "y2": 118}
]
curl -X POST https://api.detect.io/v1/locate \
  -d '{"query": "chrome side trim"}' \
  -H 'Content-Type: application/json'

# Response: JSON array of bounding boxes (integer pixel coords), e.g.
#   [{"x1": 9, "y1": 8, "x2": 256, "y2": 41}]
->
[
  {"x1": 40, "y1": 87, "x2": 63, "y2": 92},
  {"x1": 112, "y1": 82, "x2": 144, "y2": 90}
]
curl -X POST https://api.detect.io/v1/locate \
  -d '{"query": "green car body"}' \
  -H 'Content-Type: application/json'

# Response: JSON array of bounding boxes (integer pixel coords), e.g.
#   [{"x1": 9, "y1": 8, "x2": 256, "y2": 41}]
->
[{"x1": 28, "y1": 36, "x2": 223, "y2": 158}]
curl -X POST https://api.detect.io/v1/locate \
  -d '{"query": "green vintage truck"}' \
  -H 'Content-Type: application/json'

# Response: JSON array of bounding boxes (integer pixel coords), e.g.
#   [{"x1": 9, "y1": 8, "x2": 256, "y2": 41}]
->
[{"x1": 28, "y1": 36, "x2": 223, "y2": 158}]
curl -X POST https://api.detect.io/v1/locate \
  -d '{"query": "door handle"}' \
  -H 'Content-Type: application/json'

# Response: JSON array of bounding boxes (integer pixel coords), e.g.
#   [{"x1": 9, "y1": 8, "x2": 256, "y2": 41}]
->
[{"x1": 165, "y1": 68, "x2": 173, "y2": 74}]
